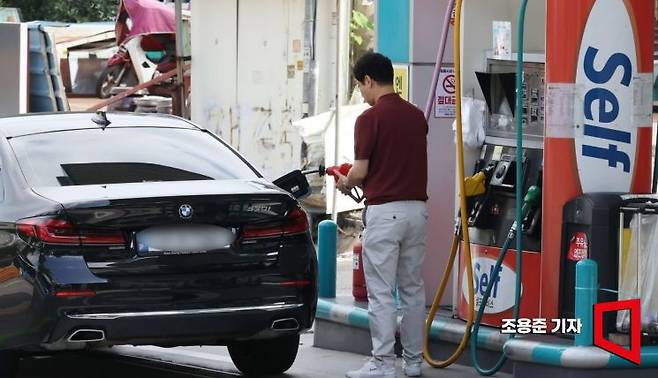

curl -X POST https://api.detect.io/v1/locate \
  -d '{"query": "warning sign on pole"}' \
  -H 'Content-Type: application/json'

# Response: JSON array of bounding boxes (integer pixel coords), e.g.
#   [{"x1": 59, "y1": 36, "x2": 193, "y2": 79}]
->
[{"x1": 435, "y1": 66, "x2": 456, "y2": 118}]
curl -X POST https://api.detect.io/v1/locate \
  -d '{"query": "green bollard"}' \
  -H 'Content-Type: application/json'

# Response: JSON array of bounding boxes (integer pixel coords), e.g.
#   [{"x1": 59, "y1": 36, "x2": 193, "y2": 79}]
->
[
  {"x1": 575, "y1": 259, "x2": 598, "y2": 346},
  {"x1": 318, "y1": 220, "x2": 337, "y2": 298}
]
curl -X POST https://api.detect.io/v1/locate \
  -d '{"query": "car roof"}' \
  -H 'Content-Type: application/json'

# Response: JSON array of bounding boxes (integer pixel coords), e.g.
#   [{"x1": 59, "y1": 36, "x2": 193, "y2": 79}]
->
[{"x1": 0, "y1": 112, "x2": 201, "y2": 138}]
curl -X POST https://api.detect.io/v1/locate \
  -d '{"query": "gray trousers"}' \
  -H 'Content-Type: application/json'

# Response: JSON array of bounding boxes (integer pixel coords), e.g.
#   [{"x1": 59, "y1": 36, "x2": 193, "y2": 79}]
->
[{"x1": 362, "y1": 200, "x2": 427, "y2": 362}]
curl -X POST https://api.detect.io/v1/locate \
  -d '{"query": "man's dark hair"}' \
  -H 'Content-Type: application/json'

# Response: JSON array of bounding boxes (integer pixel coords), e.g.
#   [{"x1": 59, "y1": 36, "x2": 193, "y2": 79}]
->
[{"x1": 353, "y1": 52, "x2": 394, "y2": 85}]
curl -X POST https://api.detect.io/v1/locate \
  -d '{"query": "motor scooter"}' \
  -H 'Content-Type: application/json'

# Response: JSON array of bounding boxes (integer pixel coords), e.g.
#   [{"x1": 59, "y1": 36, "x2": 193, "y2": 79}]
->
[{"x1": 96, "y1": 0, "x2": 177, "y2": 98}]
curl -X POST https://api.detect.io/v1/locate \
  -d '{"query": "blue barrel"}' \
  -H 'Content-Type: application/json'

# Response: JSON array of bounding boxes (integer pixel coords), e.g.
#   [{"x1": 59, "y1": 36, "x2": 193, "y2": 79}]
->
[
  {"x1": 575, "y1": 259, "x2": 598, "y2": 346},
  {"x1": 318, "y1": 220, "x2": 337, "y2": 298}
]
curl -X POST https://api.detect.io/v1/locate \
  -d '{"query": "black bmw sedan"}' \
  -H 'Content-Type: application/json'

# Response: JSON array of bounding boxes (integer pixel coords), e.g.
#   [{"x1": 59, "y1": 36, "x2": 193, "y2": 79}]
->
[{"x1": 0, "y1": 112, "x2": 317, "y2": 377}]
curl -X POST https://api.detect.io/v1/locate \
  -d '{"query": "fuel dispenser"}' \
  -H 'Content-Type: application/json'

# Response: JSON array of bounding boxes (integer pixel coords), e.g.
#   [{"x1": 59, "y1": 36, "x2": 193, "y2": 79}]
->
[
  {"x1": 456, "y1": 58, "x2": 545, "y2": 326},
  {"x1": 451, "y1": 0, "x2": 655, "y2": 330}
]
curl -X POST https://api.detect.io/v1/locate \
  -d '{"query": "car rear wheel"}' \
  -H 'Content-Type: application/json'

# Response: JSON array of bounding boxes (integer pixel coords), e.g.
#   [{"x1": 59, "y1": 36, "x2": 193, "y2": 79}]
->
[
  {"x1": 0, "y1": 350, "x2": 19, "y2": 378},
  {"x1": 228, "y1": 334, "x2": 300, "y2": 376}
]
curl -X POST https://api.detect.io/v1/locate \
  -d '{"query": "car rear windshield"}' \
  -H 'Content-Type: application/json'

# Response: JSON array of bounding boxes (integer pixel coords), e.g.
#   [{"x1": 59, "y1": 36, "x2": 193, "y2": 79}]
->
[{"x1": 9, "y1": 127, "x2": 260, "y2": 187}]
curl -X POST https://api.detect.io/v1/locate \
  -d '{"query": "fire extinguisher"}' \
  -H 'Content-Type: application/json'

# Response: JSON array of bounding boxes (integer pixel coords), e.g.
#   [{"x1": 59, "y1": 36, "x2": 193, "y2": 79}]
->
[{"x1": 353, "y1": 240, "x2": 367, "y2": 301}]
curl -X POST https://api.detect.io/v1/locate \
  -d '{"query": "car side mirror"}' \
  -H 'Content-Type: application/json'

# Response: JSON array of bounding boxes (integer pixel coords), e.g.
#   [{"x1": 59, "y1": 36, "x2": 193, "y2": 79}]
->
[{"x1": 273, "y1": 170, "x2": 311, "y2": 199}]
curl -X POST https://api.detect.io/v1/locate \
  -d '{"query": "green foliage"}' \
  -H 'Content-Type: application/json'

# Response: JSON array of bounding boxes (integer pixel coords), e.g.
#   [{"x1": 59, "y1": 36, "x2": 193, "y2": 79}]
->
[
  {"x1": 1, "y1": 0, "x2": 119, "y2": 23},
  {"x1": 349, "y1": 7, "x2": 375, "y2": 91},
  {"x1": 350, "y1": 9, "x2": 373, "y2": 47}
]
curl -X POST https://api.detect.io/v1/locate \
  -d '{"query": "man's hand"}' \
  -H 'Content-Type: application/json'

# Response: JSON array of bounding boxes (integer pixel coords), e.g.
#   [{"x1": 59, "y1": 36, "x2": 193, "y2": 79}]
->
[
  {"x1": 347, "y1": 160, "x2": 369, "y2": 188},
  {"x1": 335, "y1": 173, "x2": 353, "y2": 196},
  {"x1": 333, "y1": 160, "x2": 369, "y2": 197}
]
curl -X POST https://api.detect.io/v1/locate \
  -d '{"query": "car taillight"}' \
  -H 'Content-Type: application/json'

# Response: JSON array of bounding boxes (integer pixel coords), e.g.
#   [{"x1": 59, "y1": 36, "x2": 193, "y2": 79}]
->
[
  {"x1": 241, "y1": 208, "x2": 309, "y2": 239},
  {"x1": 55, "y1": 289, "x2": 96, "y2": 298},
  {"x1": 16, "y1": 217, "x2": 126, "y2": 246},
  {"x1": 278, "y1": 279, "x2": 312, "y2": 287}
]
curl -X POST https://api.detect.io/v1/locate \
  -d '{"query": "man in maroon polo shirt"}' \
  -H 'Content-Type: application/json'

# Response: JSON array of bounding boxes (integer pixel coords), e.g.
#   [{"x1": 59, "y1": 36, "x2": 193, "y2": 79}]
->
[{"x1": 338, "y1": 52, "x2": 428, "y2": 378}]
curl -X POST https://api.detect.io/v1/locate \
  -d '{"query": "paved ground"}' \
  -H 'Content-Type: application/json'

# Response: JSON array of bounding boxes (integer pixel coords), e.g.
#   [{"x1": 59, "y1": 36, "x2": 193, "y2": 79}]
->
[{"x1": 17, "y1": 332, "x2": 510, "y2": 377}]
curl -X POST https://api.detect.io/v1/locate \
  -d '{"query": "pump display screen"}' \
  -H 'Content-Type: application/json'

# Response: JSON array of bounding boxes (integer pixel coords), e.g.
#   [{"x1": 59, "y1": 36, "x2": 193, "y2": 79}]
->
[{"x1": 477, "y1": 60, "x2": 545, "y2": 142}]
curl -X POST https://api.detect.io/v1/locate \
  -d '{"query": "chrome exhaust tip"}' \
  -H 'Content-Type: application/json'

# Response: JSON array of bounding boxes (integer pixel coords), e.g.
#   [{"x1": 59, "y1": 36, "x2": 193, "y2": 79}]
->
[
  {"x1": 67, "y1": 329, "x2": 105, "y2": 343},
  {"x1": 271, "y1": 318, "x2": 299, "y2": 332}
]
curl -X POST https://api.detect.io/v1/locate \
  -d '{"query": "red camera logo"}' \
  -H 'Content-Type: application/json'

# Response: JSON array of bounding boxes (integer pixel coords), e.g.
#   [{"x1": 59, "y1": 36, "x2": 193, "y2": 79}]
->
[{"x1": 593, "y1": 299, "x2": 641, "y2": 365}]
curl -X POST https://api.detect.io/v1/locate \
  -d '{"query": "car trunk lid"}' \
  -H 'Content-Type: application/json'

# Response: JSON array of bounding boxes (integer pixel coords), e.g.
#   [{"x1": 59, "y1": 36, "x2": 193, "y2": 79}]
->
[{"x1": 25, "y1": 180, "x2": 306, "y2": 275}]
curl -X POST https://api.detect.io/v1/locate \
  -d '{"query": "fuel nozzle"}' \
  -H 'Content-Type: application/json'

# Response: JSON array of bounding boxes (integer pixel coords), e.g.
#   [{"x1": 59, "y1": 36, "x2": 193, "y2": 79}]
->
[
  {"x1": 301, "y1": 164, "x2": 326, "y2": 177},
  {"x1": 325, "y1": 163, "x2": 364, "y2": 203},
  {"x1": 326, "y1": 163, "x2": 352, "y2": 179},
  {"x1": 507, "y1": 185, "x2": 542, "y2": 239},
  {"x1": 520, "y1": 185, "x2": 541, "y2": 236},
  {"x1": 522, "y1": 185, "x2": 541, "y2": 217},
  {"x1": 464, "y1": 163, "x2": 498, "y2": 198}
]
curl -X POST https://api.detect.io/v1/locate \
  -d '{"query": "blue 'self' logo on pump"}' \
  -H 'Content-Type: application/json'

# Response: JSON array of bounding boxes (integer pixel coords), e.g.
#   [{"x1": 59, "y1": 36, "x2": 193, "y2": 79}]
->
[
  {"x1": 474, "y1": 262, "x2": 502, "y2": 299},
  {"x1": 462, "y1": 256, "x2": 521, "y2": 314},
  {"x1": 581, "y1": 47, "x2": 632, "y2": 172}
]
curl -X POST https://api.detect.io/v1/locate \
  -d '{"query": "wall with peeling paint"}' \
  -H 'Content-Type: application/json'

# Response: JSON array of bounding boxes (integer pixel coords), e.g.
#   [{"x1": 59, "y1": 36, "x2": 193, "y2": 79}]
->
[{"x1": 191, "y1": 0, "x2": 307, "y2": 180}]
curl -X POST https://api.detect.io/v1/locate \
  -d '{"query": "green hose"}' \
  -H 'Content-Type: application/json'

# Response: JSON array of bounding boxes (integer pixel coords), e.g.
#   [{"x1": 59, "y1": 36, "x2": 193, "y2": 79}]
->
[
  {"x1": 469, "y1": 186, "x2": 539, "y2": 375},
  {"x1": 512, "y1": 0, "x2": 529, "y2": 358},
  {"x1": 470, "y1": 0, "x2": 529, "y2": 375}
]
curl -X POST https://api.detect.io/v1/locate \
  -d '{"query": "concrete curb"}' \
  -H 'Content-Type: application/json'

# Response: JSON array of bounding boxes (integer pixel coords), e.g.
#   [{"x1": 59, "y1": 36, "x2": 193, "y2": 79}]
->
[
  {"x1": 316, "y1": 298, "x2": 505, "y2": 352},
  {"x1": 317, "y1": 298, "x2": 658, "y2": 369},
  {"x1": 503, "y1": 338, "x2": 658, "y2": 369}
]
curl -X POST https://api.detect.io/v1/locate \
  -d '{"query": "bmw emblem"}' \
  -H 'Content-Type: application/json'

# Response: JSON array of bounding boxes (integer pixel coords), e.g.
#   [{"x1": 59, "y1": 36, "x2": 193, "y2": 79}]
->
[{"x1": 179, "y1": 204, "x2": 193, "y2": 219}]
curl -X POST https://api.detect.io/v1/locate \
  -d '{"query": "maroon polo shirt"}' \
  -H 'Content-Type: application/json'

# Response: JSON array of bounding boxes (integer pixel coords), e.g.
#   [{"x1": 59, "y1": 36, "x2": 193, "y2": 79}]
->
[{"x1": 354, "y1": 93, "x2": 428, "y2": 205}]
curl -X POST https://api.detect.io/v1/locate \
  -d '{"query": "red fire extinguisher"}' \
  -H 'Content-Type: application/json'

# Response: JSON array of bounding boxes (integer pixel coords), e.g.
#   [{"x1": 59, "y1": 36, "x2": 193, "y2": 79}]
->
[{"x1": 353, "y1": 240, "x2": 367, "y2": 301}]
